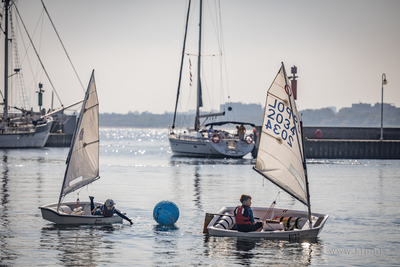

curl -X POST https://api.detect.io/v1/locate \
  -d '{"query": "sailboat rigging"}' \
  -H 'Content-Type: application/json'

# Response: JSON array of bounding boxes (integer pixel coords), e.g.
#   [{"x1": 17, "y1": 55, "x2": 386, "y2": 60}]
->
[
  {"x1": 0, "y1": 0, "x2": 53, "y2": 148},
  {"x1": 168, "y1": 0, "x2": 255, "y2": 158}
]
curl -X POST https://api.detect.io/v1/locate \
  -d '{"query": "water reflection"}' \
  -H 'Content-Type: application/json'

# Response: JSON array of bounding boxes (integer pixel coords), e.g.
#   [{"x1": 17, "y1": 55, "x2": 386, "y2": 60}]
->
[
  {"x1": 235, "y1": 238, "x2": 256, "y2": 265},
  {"x1": 152, "y1": 224, "x2": 179, "y2": 233},
  {"x1": 203, "y1": 236, "x2": 326, "y2": 266},
  {"x1": 194, "y1": 166, "x2": 202, "y2": 210},
  {"x1": 0, "y1": 154, "x2": 18, "y2": 264},
  {"x1": 40, "y1": 225, "x2": 118, "y2": 266},
  {"x1": 152, "y1": 225, "x2": 180, "y2": 265},
  {"x1": 170, "y1": 156, "x2": 255, "y2": 166}
]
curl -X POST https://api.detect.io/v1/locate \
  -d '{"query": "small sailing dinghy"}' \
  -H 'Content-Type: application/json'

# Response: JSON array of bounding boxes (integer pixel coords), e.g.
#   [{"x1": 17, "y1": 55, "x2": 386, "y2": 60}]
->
[
  {"x1": 204, "y1": 63, "x2": 329, "y2": 240},
  {"x1": 39, "y1": 71, "x2": 125, "y2": 225}
]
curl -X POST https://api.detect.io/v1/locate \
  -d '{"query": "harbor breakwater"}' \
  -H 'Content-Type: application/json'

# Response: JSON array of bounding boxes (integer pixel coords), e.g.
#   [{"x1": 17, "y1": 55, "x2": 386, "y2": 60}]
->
[
  {"x1": 303, "y1": 127, "x2": 400, "y2": 159},
  {"x1": 253, "y1": 126, "x2": 400, "y2": 159}
]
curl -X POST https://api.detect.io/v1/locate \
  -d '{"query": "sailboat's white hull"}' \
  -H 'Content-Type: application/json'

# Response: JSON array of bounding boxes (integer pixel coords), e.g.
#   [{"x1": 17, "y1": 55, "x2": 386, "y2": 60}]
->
[
  {"x1": 169, "y1": 134, "x2": 254, "y2": 158},
  {"x1": 206, "y1": 206, "x2": 329, "y2": 240},
  {"x1": 39, "y1": 201, "x2": 123, "y2": 225},
  {"x1": 0, "y1": 118, "x2": 52, "y2": 148}
]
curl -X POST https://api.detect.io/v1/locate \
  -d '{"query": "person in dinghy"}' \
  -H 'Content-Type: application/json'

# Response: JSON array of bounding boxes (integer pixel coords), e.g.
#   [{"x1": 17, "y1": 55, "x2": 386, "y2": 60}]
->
[
  {"x1": 90, "y1": 196, "x2": 133, "y2": 225},
  {"x1": 234, "y1": 194, "x2": 264, "y2": 232}
]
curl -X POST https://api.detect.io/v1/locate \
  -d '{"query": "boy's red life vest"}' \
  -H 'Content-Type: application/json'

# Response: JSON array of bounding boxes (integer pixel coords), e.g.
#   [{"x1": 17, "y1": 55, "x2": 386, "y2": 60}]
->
[
  {"x1": 103, "y1": 206, "x2": 115, "y2": 217},
  {"x1": 235, "y1": 206, "x2": 252, "y2": 225}
]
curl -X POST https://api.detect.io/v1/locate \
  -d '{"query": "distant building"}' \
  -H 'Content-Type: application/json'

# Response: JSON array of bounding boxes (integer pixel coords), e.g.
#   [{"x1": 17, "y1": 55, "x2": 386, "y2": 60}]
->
[
  {"x1": 220, "y1": 102, "x2": 263, "y2": 117},
  {"x1": 351, "y1": 103, "x2": 372, "y2": 110},
  {"x1": 372, "y1": 102, "x2": 396, "y2": 110}
]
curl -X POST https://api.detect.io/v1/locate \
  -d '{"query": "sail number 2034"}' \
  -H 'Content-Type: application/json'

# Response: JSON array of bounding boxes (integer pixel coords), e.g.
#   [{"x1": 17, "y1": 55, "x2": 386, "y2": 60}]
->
[{"x1": 265, "y1": 99, "x2": 300, "y2": 147}]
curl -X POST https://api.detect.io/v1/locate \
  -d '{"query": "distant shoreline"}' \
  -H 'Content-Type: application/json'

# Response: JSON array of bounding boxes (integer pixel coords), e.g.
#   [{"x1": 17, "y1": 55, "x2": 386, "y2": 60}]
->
[{"x1": 99, "y1": 102, "x2": 400, "y2": 128}]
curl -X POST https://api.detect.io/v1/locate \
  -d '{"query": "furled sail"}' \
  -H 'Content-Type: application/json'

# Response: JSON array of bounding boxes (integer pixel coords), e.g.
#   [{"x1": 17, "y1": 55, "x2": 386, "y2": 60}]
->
[
  {"x1": 254, "y1": 64, "x2": 308, "y2": 206},
  {"x1": 60, "y1": 70, "x2": 99, "y2": 198}
]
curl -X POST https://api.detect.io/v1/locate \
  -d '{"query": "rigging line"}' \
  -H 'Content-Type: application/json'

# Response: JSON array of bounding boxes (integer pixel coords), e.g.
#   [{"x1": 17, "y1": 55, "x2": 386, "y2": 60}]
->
[
  {"x1": 185, "y1": 56, "x2": 195, "y2": 113},
  {"x1": 14, "y1": 4, "x2": 46, "y2": 111},
  {"x1": 10, "y1": 7, "x2": 30, "y2": 109},
  {"x1": 205, "y1": 0, "x2": 220, "y2": 47},
  {"x1": 40, "y1": 0, "x2": 85, "y2": 92},
  {"x1": 274, "y1": 191, "x2": 280, "y2": 202},
  {"x1": 38, "y1": 6, "x2": 44, "y2": 83},
  {"x1": 13, "y1": 3, "x2": 64, "y2": 107},
  {"x1": 217, "y1": 0, "x2": 230, "y2": 101},
  {"x1": 186, "y1": 53, "x2": 221, "y2": 57},
  {"x1": 216, "y1": 0, "x2": 225, "y2": 107},
  {"x1": 15, "y1": 9, "x2": 39, "y2": 101}
]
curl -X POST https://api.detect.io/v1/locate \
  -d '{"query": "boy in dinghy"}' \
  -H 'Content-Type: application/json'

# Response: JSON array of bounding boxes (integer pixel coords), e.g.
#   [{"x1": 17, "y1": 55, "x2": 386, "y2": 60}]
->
[
  {"x1": 234, "y1": 194, "x2": 263, "y2": 232},
  {"x1": 90, "y1": 196, "x2": 133, "y2": 225}
]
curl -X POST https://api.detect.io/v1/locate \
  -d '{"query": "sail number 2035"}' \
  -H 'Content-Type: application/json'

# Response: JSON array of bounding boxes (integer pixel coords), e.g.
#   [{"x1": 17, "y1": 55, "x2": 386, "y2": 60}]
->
[{"x1": 265, "y1": 99, "x2": 300, "y2": 147}]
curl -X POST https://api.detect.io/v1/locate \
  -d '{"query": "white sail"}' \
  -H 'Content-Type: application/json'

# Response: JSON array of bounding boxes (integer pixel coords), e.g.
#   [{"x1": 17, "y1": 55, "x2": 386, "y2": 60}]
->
[
  {"x1": 60, "y1": 70, "x2": 99, "y2": 198},
  {"x1": 254, "y1": 64, "x2": 308, "y2": 206}
]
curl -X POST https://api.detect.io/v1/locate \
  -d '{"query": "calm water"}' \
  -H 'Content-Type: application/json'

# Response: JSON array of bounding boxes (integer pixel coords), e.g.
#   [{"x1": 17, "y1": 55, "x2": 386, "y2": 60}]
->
[{"x1": 0, "y1": 128, "x2": 399, "y2": 266}]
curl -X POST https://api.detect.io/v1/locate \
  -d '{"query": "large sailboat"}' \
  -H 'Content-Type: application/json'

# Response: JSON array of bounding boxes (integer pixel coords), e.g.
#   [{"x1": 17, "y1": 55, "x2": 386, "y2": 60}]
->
[
  {"x1": 168, "y1": 0, "x2": 255, "y2": 158},
  {"x1": 0, "y1": 0, "x2": 52, "y2": 148},
  {"x1": 204, "y1": 63, "x2": 329, "y2": 240}
]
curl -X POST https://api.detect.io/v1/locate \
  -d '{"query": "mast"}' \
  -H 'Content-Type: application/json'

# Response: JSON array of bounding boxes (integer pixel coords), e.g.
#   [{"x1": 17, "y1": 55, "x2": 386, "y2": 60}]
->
[
  {"x1": 281, "y1": 62, "x2": 313, "y2": 228},
  {"x1": 195, "y1": 0, "x2": 203, "y2": 131},
  {"x1": 301, "y1": 120, "x2": 313, "y2": 228},
  {"x1": 3, "y1": 0, "x2": 10, "y2": 121},
  {"x1": 171, "y1": 0, "x2": 191, "y2": 130}
]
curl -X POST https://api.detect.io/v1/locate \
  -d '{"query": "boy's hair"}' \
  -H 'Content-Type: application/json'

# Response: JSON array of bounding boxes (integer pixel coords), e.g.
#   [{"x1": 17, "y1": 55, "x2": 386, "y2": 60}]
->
[{"x1": 240, "y1": 194, "x2": 252, "y2": 203}]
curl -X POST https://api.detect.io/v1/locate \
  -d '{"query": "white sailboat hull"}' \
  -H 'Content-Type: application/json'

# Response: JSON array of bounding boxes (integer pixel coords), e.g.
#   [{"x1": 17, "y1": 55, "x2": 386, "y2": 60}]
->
[
  {"x1": 169, "y1": 134, "x2": 254, "y2": 158},
  {"x1": 39, "y1": 201, "x2": 123, "y2": 225},
  {"x1": 0, "y1": 118, "x2": 52, "y2": 148},
  {"x1": 206, "y1": 206, "x2": 329, "y2": 240}
]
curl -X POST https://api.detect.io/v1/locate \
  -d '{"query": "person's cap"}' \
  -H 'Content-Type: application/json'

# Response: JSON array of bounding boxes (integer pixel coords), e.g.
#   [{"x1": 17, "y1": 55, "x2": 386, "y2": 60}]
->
[{"x1": 105, "y1": 199, "x2": 115, "y2": 207}]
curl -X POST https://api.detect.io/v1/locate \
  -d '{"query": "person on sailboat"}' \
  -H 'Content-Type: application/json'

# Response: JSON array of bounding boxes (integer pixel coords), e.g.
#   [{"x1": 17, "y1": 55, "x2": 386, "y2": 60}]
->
[
  {"x1": 89, "y1": 196, "x2": 133, "y2": 225},
  {"x1": 238, "y1": 124, "x2": 246, "y2": 140},
  {"x1": 207, "y1": 126, "x2": 215, "y2": 138},
  {"x1": 234, "y1": 194, "x2": 263, "y2": 232}
]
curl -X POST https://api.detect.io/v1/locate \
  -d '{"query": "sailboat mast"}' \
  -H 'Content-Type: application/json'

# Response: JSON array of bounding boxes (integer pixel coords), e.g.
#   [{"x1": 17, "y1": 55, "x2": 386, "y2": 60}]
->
[
  {"x1": 300, "y1": 121, "x2": 313, "y2": 228},
  {"x1": 172, "y1": 0, "x2": 191, "y2": 130},
  {"x1": 3, "y1": 0, "x2": 10, "y2": 120},
  {"x1": 195, "y1": 0, "x2": 203, "y2": 131},
  {"x1": 281, "y1": 62, "x2": 313, "y2": 228}
]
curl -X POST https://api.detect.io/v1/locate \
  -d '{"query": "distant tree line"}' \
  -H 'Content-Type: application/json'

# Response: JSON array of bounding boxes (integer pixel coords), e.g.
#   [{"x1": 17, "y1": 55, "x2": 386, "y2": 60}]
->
[
  {"x1": 301, "y1": 103, "x2": 400, "y2": 127},
  {"x1": 99, "y1": 103, "x2": 400, "y2": 128}
]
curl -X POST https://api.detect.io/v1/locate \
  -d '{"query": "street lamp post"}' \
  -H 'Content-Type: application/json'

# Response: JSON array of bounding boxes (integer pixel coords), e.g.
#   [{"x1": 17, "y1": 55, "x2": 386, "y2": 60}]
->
[{"x1": 380, "y1": 73, "x2": 388, "y2": 140}]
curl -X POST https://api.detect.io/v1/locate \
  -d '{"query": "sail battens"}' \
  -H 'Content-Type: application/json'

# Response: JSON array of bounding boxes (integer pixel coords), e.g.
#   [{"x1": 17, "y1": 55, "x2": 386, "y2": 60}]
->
[
  {"x1": 267, "y1": 92, "x2": 286, "y2": 104},
  {"x1": 260, "y1": 131, "x2": 303, "y2": 166},
  {"x1": 255, "y1": 64, "x2": 308, "y2": 207},
  {"x1": 83, "y1": 140, "x2": 99, "y2": 147},
  {"x1": 84, "y1": 103, "x2": 99, "y2": 112},
  {"x1": 263, "y1": 131, "x2": 283, "y2": 144}
]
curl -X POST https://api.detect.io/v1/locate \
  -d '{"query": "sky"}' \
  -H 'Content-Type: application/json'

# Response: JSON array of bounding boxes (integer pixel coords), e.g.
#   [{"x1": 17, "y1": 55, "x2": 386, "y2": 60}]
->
[{"x1": 3, "y1": 0, "x2": 400, "y2": 115}]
